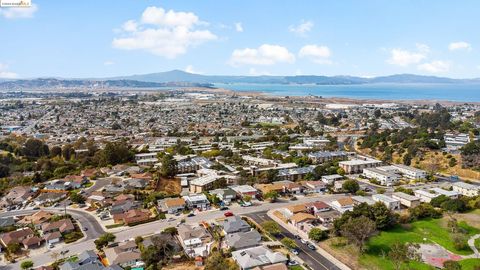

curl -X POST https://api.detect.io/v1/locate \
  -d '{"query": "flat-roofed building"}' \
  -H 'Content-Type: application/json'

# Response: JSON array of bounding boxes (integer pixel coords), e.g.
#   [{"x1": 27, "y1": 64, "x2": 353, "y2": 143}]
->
[
  {"x1": 363, "y1": 167, "x2": 399, "y2": 186},
  {"x1": 372, "y1": 194, "x2": 400, "y2": 210},
  {"x1": 339, "y1": 157, "x2": 382, "y2": 174},
  {"x1": 321, "y1": 174, "x2": 343, "y2": 184},
  {"x1": 414, "y1": 189, "x2": 439, "y2": 203},
  {"x1": 430, "y1": 187, "x2": 460, "y2": 199},
  {"x1": 451, "y1": 182, "x2": 480, "y2": 197},
  {"x1": 307, "y1": 151, "x2": 348, "y2": 164},
  {"x1": 352, "y1": 195, "x2": 376, "y2": 206},
  {"x1": 392, "y1": 192, "x2": 421, "y2": 208},
  {"x1": 391, "y1": 164, "x2": 427, "y2": 179}
]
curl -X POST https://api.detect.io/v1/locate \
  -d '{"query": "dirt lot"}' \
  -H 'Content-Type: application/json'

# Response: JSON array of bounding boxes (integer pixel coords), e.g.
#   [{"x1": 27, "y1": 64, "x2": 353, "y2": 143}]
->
[
  {"x1": 163, "y1": 261, "x2": 203, "y2": 270},
  {"x1": 318, "y1": 237, "x2": 363, "y2": 270},
  {"x1": 155, "y1": 176, "x2": 181, "y2": 194}
]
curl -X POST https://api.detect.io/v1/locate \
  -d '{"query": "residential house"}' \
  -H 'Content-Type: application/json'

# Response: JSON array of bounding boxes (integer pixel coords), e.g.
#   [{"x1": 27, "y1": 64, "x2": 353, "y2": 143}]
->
[
  {"x1": 18, "y1": 210, "x2": 54, "y2": 229},
  {"x1": 59, "y1": 250, "x2": 103, "y2": 270},
  {"x1": 372, "y1": 194, "x2": 401, "y2": 210},
  {"x1": 177, "y1": 224, "x2": 213, "y2": 257},
  {"x1": 302, "y1": 181, "x2": 326, "y2": 193},
  {"x1": 305, "y1": 201, "x2": 331, "y2": 214},
  {"x1": 225, "y1": 230, "x2": 262, "y2": 250},
  {"x1": 321, "y1": 174, "x2": 343, "y2": 185},
  {"x1": 0, "y1": 228, "x2": 42, "y2": 249},
  {"x1": 230, "y1": 185, "x2": 258, "y2": 198},
  {"x1": 158, "y1": 197, "x2": 186, "y2": 214},
  {"x1": 289, "y1": 213, "x2": 317, "y2": 232},
  {"x1": 223, "y1": 216, "x2": 251, "y2": 234},
  {"x1": 231, "y1": 246, "x2": 288, "y2": 270},
  {"x1": 254, "y1": 183, "x2": 284, "y2": 196},
  {"x1": 0, "y1": 217, "x2": 15, "y2": 228},
  {"x1": 363, "y1": 168, "x2": 399, "y2": 186},
  {"x1": 209, "y1": 188, "x2": 237, "y2": 205},
  {"x1": 104, "y1": 240, "x2": 143, "y2": 268},
  {"x1": 331, "y1": 197, "x2": 354, "y2": 213},
  {"x1": 183, "y1": 194, "x2": 210, "y2": 211},
  {"x1": 1, "y1": 186, "x2": 34, "y2": 207},
  {"x1": 351, "y1": 196, "x2": 376, "y2": 206},
  {"x1": 34, "y1": 192, "x2": 67, "y2": 206},
  {"x1": 392, "y1": 192, "x2": 421, "y2": 208},
  {"x1": 451, "y1": 182, "x2": 480, "y2": 197},
  {"x1": 41, "y1": 219, "x2": 75, "y2": 235},
  {"x1": 339, "y1": 157, "x2": 382, "y2": 174},
  {"x1": 113, "y1": 209, "x2": 151, "y2": 225}
]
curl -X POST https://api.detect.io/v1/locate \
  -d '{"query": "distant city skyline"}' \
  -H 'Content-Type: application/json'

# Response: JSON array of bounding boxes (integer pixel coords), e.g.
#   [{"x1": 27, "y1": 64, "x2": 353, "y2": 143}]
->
[{"x1": 1, "y1": 0, "x2": 480, "y2": 79}]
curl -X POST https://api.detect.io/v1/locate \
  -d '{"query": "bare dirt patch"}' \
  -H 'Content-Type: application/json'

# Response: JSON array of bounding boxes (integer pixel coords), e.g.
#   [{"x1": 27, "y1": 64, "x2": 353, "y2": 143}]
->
[{"x1": 155, "y1": 176, "x2": 181, "y2": 195}]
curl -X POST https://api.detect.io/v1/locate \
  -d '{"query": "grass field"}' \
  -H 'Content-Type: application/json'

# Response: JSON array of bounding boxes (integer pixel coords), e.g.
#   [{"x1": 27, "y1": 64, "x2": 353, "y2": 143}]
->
[{"x1": 320, "y1": 214, "x2": 480, "y2": 270}]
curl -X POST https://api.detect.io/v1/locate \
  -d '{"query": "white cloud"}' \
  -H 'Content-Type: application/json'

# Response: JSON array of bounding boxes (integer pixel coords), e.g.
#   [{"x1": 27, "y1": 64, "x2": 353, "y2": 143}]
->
[
  {"x1": 103, "y1": 61, "x2": 115, "y2": 66},
  {"x1": 387, "y1": 48, "x2": 427, "y2": 67},
  {"x1": 235, "y1": 22, "x2": 243, "y2": 32},
  {"x1": 449, "y1": 41, "x2": 471, "y2": 51},
  {"x1": 248, "y1": 68, "x2": 272, "y2": 76},
  {"x1": 0, "y1": 3, "x2": 38, "y2": 19},
  {"x1": 112, "y1": 6, "x2": 217, "y2": 59},
  {"x1": 417, "y1": 60, "x2": 450, "y2": 73},
  {"x1": 122, "y1": 20, "x2": 138, "y2": 32},
  {"x1": 230, "y1": 44, "x2": 295, "y2": 66},
  {"x1": 184, "y1": 65, "x2": 203, "y2": 74},
  {"x1": 299, "y1": 45, "x2": 332, "y2": 64},
  {"x1": 0, "y1": 63, "x2": 19, "y2": 79},
  {"x1": 288, "y1": 20, "x2": 313, "y2": 36}
]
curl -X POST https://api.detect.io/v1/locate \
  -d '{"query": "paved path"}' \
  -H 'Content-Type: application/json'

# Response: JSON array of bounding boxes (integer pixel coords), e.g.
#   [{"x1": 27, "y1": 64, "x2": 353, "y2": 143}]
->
[{"x1": 468, "y1": 234, "x2": 480, "y2": 258}]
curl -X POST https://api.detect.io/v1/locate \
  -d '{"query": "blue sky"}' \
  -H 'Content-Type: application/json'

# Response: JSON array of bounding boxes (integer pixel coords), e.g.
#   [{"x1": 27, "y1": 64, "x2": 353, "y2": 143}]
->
[{"x1": 0, "y1": 0, "x2": 479, "y2": 78}]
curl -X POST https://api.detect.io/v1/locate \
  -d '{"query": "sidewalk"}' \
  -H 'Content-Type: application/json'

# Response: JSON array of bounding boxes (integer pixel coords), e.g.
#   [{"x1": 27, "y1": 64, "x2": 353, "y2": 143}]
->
[{"x1": 267, "y1": 209, "x2": 351, "y2": 270}]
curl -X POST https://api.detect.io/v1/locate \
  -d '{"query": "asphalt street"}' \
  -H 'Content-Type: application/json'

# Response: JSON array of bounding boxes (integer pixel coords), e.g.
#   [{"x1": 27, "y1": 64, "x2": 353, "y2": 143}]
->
[{"x1": 246, "y1": 210, "x2": 341, "y2": 270}]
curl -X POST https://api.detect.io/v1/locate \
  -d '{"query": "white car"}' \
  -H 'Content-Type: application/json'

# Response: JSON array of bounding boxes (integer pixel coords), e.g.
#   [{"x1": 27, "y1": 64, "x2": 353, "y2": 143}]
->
[{"x1": 300, "y1": 239, "x2": 307, "y2": 244}]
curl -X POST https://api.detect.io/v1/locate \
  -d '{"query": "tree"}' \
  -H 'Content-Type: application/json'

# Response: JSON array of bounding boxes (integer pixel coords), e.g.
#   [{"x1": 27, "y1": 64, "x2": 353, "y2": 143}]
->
[
  {"x1": 20, "y1": 260, "x2": 34, "y2": 270},
  {"x1": 281, "y1": 237, "x2": 297, "y2": 249},
  {"x1": 243, "y1": 195, "x2": 252, "y2": 202},
  {"x1": 342, "y1": 180, "x2": 360, "y2": 194},
  {"x1": 340, "y1": 216, "x2": 377, "y2": 253},
  {"x1": 388, "y1": 242, "x2": 420, "y2": 270},
  {"x1": 371, "y1": 202, "x2": 397, "y2": 230},
  {"x1": 22, "y1": 138, "x2": 49, "y2": 158},
  {"x1": 163, "y1": 227, "x2": 178, "y2": 235},
  {"x1": 50, "y1": 146, "x2": 62, "y2": 157},
  {"x1": 204, "y1": 251, "x2": 237, "y2": 270},
  {"x1": 261, "y1": 221, "x2": 281, "y2": 235},
  {"x1": 160, "y1": 154, "x2": 178, "y2": 178},
  {"x1": 308, "y1": 228, "x2": 328, "y2": 241},
  {"x1": 443, "y1": 260, "x2": 461, "y2": 270},
  {"x1": 6, "y1": 243, "x2": 20, "y2": 254},
  {"x1": 70, "y1": 192, "x2": 85, "y2": 204},
  {"x1": 141, "y1": 235, "x2": 175, "y2": 269},
  {"x1": 264, "y1": 191, "x2": 279, "y2": 202},
  {"x1": 98, "y1": 142, "x2": 134, "y2": 166},
  {"x1": 94, "y1": 233, "x2": 116, "y2": 250},
  {"x1": 0, "y1": 164, "x2": 9, "y2": 178}
]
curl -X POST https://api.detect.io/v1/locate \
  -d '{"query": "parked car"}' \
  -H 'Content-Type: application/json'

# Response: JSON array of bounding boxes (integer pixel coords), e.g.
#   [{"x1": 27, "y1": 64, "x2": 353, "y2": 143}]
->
[
  {"x1": 187, "y1": 213, "x2": 195, "y2": 217},
  {"x1": 224, "y1": 211, "x2": 234, "y2": 217},
  {"x1": 288, "y1": 260, "x2": 299, "y2": 266},
  {"x1": 48, "y1": 243, "x2": 54, "y2": 249},
  {"x1": 83, "y1": 227, "x2": 88, "y2": 231},
  {"x1": 220, "y1": 206, "x2": 229, "y2": 210},
  {"x1": 290, "y1": 248, "x2": 299, "y2": 255},
  {"x1": 294, "y1": 235, "x2": 301, "y2": 239},
  {"x1": 307, "y1": 243, "x2": 316, "y2": 250},
  {"x1": 300, "y1": 239, "x2": 307, "y2": 244}
]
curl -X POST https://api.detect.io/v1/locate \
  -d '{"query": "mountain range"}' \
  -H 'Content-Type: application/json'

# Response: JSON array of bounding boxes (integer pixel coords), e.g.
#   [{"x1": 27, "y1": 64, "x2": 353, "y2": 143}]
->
[{"x1": 1, "y1": 70, "x2": 480, "y2": 90}]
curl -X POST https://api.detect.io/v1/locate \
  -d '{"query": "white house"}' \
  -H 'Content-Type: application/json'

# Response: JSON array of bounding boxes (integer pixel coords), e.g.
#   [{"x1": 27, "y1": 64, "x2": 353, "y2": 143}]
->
[
  {"x1": 451, "y1": 182, "x2": 480, "y2": 197},
  {"x1": 321, "y1": 174, "x2": 343, "y2": 184},
  {"x1": 372, "y1": 194, "x2": 401, "y2": 210},
  {"x1": 363, "y1": 167, "x2": 399, "y2": 186},
  {"x1": 392, "y1": 192, "x2": 421, "y2": 208},
  {"x1": 392, "y1": 164, "x2": 427, "y2": 179}
]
